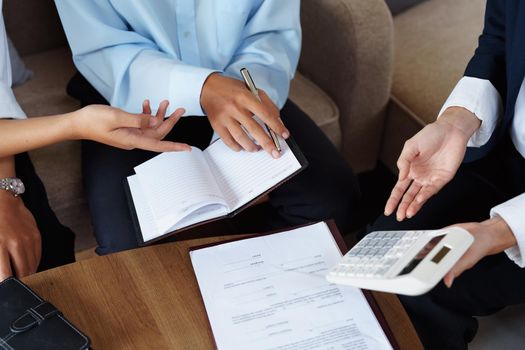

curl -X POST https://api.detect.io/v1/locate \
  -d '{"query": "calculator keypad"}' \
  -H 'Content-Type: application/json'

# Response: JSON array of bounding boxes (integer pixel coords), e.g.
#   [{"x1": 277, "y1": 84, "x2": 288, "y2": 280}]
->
[{"x1": 331, "y1": 231, "x2": 424, "y2": 279}]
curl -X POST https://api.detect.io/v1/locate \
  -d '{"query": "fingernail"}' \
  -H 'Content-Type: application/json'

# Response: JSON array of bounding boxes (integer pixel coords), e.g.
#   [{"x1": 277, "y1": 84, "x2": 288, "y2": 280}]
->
[
  {"x1": 406, "y1": 213, "x2": 412, "y2": 219},
  {"x1": 272, "y1": 150, "x2": 280, "y2": 159},
  {"x1": 282, "y1": 131, "x2": 290, "y2": 139},
  {"x1": 384, "y1": 211, "x2": 390, "y2": 217},
  {"x1": 396, "y1": 216, "x2": 403, "y2": 222}
]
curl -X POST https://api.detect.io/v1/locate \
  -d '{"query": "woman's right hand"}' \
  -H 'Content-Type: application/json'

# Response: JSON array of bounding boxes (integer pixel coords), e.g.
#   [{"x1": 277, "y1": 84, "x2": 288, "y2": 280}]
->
[
  {"x1": 71, "y1": 100, "x2": 191, "y2": 152},
  {"x1": 384, "y1": 107, "x2": 481, "y2": 221}
]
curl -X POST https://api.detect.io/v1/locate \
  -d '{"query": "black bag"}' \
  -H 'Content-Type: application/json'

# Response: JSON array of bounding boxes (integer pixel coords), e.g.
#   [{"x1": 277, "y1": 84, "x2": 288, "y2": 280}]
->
[{"x1": 0, "y1": 277, "x2": 90, "y2": 349}]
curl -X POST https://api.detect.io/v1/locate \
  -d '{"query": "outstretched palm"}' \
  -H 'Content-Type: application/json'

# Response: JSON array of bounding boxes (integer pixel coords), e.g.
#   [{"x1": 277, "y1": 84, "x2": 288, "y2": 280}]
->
[
  {"x1": 115, "y1": 99, "x2": 188, "y2": 150},
  {"x1": 385, "y1": 118, "x2": 471, "y2": 221},
  {"x1": 78, "y1": 100, "x2": 191, "y2": 153}
]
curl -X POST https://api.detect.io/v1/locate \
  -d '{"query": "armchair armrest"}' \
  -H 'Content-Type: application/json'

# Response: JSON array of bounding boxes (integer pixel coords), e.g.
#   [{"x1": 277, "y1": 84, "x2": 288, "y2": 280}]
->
[{"x1": 298, "y1": 0, "x2": 393, "y2": 173}]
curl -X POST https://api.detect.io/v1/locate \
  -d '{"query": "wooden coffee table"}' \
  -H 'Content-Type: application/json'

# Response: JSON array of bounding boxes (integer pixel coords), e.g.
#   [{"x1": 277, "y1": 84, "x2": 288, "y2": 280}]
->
[{"x1": 23, "y1": 236, "x2": 423, "y2": 349}]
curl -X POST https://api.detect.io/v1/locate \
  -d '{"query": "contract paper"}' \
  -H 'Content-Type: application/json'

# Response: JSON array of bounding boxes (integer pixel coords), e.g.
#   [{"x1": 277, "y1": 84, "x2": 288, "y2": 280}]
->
[{"x1": 190, "y1": 222, "x2": 393, "y2": 350}]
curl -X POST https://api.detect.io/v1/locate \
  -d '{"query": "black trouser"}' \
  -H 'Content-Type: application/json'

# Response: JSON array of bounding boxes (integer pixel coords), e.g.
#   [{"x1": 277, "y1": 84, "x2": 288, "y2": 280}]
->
[
  {"x1": 15, "y1": 153, "x2": 75, "y2": 271},
  {"x1": 71, "y1": 75, "x2": 360, "y2": 255},
  {"x1": 366, "y1": 135, "x2": 525, "y2": 349}
]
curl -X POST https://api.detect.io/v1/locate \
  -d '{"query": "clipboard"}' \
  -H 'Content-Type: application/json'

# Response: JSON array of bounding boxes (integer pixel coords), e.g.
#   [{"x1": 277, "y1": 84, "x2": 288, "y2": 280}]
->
[
  {"x1": 188, "y1": 220, "x2": 400, "y2": 350},
  {"x1": 124, "y1": 136, "x2": 309, "y2": 246}
]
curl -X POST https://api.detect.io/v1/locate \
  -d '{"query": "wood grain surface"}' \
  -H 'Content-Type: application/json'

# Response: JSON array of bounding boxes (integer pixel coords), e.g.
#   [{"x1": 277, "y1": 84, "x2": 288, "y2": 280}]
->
[{"x1": 23, "y1": 236, "x2": 423, "y2": 349}]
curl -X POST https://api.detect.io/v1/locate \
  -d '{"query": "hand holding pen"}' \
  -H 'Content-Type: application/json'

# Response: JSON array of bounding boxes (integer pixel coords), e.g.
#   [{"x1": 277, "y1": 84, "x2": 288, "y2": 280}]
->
[
  {"x1": 200, "y1": 70, "x2": 289, "y2": 159},
  {"x1": 240, "y1": 68, "x2": 282, "y2": 153}
]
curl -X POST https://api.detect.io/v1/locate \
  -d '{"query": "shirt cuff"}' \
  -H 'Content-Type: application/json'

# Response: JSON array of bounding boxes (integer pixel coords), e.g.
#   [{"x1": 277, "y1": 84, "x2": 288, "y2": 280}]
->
[
  {"x1": 438, "y1": 77, "x2": 501, "y2": 147},
  {"x1": 169, "y1": 65, "x2": 219, "y2": 116},
  {"x1": 490, "y1": 193, "x2": 525, "y2": 267},
  {"x1": 0, "y1": 83, "x2": 25, "y2": 119}
]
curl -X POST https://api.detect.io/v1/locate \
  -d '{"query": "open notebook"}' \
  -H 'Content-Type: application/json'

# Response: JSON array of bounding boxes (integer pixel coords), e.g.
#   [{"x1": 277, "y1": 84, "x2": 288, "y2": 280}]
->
[{"x1": 125, "y1": 137, "x2": 307, "y2": 245}]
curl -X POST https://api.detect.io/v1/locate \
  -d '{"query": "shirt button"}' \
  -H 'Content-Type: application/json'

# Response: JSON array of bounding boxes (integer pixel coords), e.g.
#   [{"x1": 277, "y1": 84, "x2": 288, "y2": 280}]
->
[{"x1": 184, "y1": 31, "x2": 191, "y2": 38}]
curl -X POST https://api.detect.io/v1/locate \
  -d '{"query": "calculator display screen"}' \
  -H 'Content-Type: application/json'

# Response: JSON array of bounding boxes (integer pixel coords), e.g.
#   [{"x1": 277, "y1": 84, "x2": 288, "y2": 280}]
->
[{"x1": 397, "y1": 235, "x2": 445, "y2": 276}]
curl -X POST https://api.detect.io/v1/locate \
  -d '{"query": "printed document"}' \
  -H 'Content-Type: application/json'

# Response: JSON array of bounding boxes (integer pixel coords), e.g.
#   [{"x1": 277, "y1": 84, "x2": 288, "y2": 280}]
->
[{"x1": 190, "y1": 222, "x2": 392, "y2": 350}]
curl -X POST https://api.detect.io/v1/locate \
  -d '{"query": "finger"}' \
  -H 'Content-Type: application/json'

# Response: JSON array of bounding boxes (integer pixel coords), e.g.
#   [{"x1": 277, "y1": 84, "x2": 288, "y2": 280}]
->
[
  {"x1": 397, "y1": 182, "x2": 422, "y2": 221},
  {"x1": 156, "y1": 108, "x2": 185, "y2": 138},
  {"x1": 0, "y1": 248, "x2": 12, "y2": 281},
  {"x1": 216, "y1": 125, "x2": 242, "y2": 152},
  {"x1": 444, "y1": 244, "x2": 481, "y2": 288},
  {"x1": 34, "y1": 238, "x2": 42, "y2": 273},
  {"x1": 9, "y1": 242, "x2": 31, "y2": 277},
  {"x1": 384, "y1": 178, "x2": 411, "y2": 216},
  {"x1": 443, "y1": 271, "x2": 455, "y2": 288},
  {"x1": 414, "y1": 183, "x2": 442, "y2": 208},
  {"x1": 154, "y1": 100, "x2": 170, "y2": 126},
  {"x1": 125, "y1": 132, "x2": 191, "y2": 152},
  {"x1": 29, "y1": 232, "x2": 41, "y2": 274},
  {"x1": 397, "y1": 139, "x2": 419, "y2": 181},
  {"x1": 117, "y1": 113, "x2": 150, "y2": 129},
  {"x1": 259, "y1": 91, "x2": 289, "y2": 139},
  {"x1": 139, "y1": 140, "x2": 191, "y2": 153},
  {"x1": 228, "y1": 122, "x2": 259, "y2": 152},
  {"x1": 142, "y1": 99, "x2": 152, "y2": 115},
  {"x1": 444, "y1": 256, "x2": 469, "y2": 288},
  {"x1": 405, "y1": 184, "x2": 439, "y2": 219},
  {"x1": 242, "y1": 90, "x2": 288, "y2": 139},
  {"x1": 237, "y1": 114, "x2": 278, "y2": 156},
  {"x1": 405, "y1": 197, "x2": 426, "y2": 220}
]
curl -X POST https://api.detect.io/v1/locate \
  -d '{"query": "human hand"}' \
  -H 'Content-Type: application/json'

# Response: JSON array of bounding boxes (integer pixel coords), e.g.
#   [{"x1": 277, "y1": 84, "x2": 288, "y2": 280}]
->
[
  {"x1": 0, "y1": 191, "x2": 41, "y2": 281},
  {"x1": 384, "y1": 107, "x2": 481, "y2": 221},
  {"x1": 443, "y1": 217, "x2": 516, "y2": 288},
  {"x1": 200, "y1": 73, "x2": 289, "y2": 158},
  {"x1": 72, "y1": 100, "x2": 191, "y2": 152}
]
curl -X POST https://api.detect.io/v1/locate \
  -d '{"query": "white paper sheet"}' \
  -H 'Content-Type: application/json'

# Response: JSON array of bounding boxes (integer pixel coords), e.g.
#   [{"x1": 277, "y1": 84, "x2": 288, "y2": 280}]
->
[
  {"x1": 133, "y1": 147, "x2": 227, "y2": 233},
  {"x1": 127, "y1": 175, "x2": 228, "y2": 242},
  {"x1": 204, "y1": 137, "x2": 302, "y2": 211},
  {"x1": 190, "y1": 222, "x2": 393, "y2": 350}
]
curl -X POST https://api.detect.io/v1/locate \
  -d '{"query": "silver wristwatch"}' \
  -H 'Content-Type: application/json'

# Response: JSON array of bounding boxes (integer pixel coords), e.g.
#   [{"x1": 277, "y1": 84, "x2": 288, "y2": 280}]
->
[{"x1": 0, "y1": 177, "x2": 25, "y2": 197}]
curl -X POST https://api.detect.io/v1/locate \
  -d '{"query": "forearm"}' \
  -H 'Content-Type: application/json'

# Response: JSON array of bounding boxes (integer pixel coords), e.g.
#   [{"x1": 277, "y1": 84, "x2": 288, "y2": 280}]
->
[
  {"x1": 0, "y1": 155, "x2": 16, "y2": 177},
  {"x1": 437, "y1": 107, "x2": 482, "y2": 139},
  {"x1": 0, "y1": 113, "x2": 76, "y2": 157},
  {"x1": 481, "y1": 216, "x2": 517, "y2": 254}
]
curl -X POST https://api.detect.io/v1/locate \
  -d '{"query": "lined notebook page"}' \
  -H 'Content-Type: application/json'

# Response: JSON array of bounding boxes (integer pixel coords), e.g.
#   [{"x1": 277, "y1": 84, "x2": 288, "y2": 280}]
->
[
  {"x1": 134, "y1": 147, "x2": 227, "y2": 233},
  {"x1": 128, "y1": 175, "x2": 229, "y2": 242},
  {"x1": 127, "y1": 175, "x2": 159, "y2": 242},
  {"x1": 203, "y1": 138, "x2": 302, "y2": 211}
]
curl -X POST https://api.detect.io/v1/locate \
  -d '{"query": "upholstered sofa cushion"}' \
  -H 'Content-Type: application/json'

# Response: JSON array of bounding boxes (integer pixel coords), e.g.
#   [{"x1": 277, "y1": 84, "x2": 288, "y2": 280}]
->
[
  {"x1": 13, "y1": 47, "x2": 78, "y2": 116},
  {"x1": 392, "y1": 0, "x2": 484, "y2": 125},
  {"x1": 381, "y1": 0, "x2": 485, "y2": 171},
  {"x1": 12, "y1": 47, "x2": 95, "y2": 250},
  {"x1": 289, "y1": 72, "x2": 341, "y2": 148}
]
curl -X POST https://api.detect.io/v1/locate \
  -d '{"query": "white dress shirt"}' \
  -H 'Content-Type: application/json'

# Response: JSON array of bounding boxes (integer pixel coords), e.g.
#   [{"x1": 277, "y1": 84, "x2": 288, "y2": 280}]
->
[
  {"x1": 440, "y1": 77, "x2": 525, "y2": 267},
  {"x1": 54, "y1": 0, "x2": 301, "y2": 116},
  {"x1": 0, "y1": 0, "x2": 25, "y2": 120}
]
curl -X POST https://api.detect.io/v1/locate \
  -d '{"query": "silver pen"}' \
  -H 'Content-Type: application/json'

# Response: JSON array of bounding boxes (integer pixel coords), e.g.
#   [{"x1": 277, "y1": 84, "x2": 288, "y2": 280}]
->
[{"x1": 240, "y1": 68, "x2": 282, "y2": 152}]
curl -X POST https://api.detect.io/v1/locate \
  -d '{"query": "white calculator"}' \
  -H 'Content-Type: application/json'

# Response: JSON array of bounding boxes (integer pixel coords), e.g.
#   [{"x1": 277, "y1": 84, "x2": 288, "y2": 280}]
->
[{"x1": 326, "y1": 227, "x2": 474, "y2": 296}]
